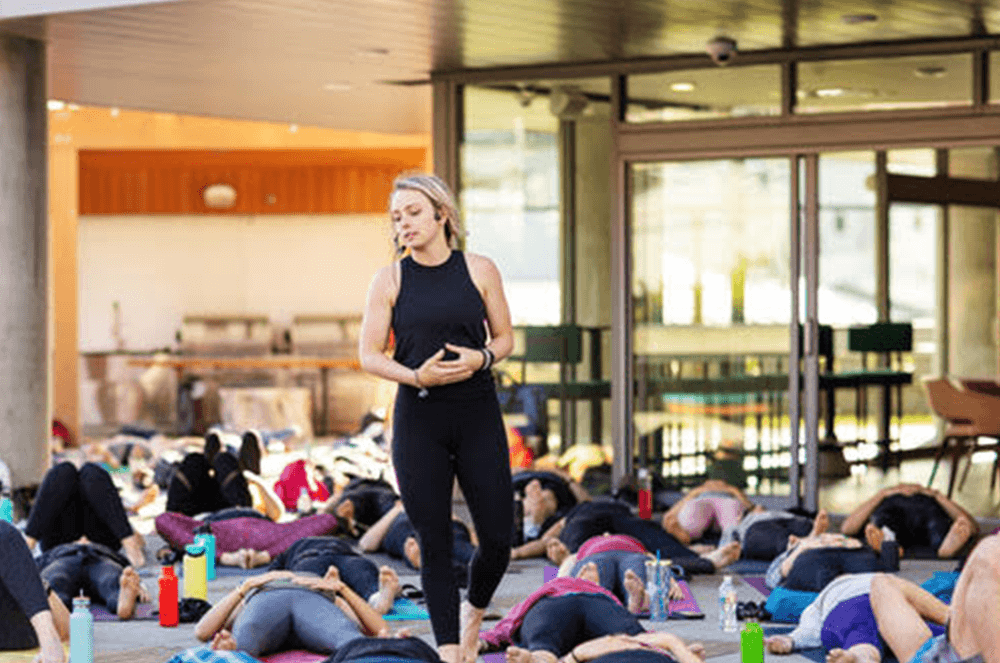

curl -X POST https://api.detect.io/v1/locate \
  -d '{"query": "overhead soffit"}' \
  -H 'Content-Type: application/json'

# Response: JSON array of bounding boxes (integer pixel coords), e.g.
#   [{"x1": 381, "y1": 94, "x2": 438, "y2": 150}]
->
[{"x1": 3, "y1": 0, "x2": 1000, "y2": 134}]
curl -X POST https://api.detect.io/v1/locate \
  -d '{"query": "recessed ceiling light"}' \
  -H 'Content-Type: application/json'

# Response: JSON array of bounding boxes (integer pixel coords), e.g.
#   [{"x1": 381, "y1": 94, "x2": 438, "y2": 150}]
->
[
  {"x1": 670, "y1": 82, "x2": 695, "y2": 92},
  {"x1": 323, "y1": 82, "x2": 352, "y2": 92},
  {"x1": 842, "y1": 13, "x2": 878, "y2": 25},
  {"x1": 47, "y1": 100, "x2": 66, "y2": 111},
  {"x1": 815, "y1": 88, "x2": 847, "y2": 98},
  {"x1": 110, "y1": 107, "x2": 120, "y2": 117},
  {"x1": 915, "y1": 66, "x2": 947, "y2": 78},
  {"x1": 67, "y1": 103, "x2": 80, "y2": 111},
  {"x1": 289, "y1": 124, "x2": 299, "y2": 133}
]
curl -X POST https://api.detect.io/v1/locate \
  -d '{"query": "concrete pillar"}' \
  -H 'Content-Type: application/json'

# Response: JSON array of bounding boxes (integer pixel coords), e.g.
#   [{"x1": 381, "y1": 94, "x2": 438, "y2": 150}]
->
[
  {"x1": 574, "y1": 114, "x2": 612, "y2": 444},
  {"x1": 948, "y1": 149, "x2": 997, "y2": 379},
  {"x1": 0, "y1": 35, "x2": 49, "y2": 489}
]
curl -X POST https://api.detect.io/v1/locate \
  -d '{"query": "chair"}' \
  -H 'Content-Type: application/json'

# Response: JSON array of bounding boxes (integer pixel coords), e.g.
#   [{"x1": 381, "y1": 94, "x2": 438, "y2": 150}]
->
[
  {"x1": 923, "y1": 377, "x2": 1000, "y2": 497},
  {"x1": 956, "y1": 378, "x2": 1000, "y2": 493}
]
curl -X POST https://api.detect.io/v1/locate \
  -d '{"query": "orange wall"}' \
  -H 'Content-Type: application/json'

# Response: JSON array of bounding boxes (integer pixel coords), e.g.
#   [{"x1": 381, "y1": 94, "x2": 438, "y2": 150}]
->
[{"x1": 51, "y1": 106, "x2": 430, "y2": 442}]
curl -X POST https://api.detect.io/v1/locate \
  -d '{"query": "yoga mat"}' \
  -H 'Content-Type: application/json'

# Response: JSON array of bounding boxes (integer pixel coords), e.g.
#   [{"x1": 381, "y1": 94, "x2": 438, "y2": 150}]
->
[
  {"x1": 91, "y1": 602, "x2": 159, "y2": 621},
  {"x1": 483, "y1": 655, "x2": 504, "y2": 663},
  {"x1": 723, "y1": 558, "x2": 773, "y2": 574},
  {"x1": 743, "y1": 576, "x2": 771, "y2": 598},
  {"x1": 544, "y1": 565, "x2": 558, "y2": 583},
  {"x1": 638, "y1": 580, "x2": 700, "y2": 617},
  {"x1": 0, "y1": 643, "x2": 68, "y2": 662},
  {"x1": 259, "y1": 651, "x2": 326, "y2": 663},
  {"x1": 384, "y1": 597, "x2": 430, "y2": 621}
]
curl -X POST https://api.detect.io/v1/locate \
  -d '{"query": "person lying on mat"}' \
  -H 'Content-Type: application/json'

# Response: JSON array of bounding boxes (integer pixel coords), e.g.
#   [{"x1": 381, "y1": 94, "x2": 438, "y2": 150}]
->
[
  {"x1": 316, "y1": 636, "x2": 445, "y2": 663},
  {"x1": 510, "y1": 472, "x2": 589, "y2": 561},
  {"x1": 869, "y1": 534, "x2": 999, "y2": 663},
  {"x1": 357, "y1": 501, "x2": 478, "y2": 573},
  {"x1": 508, "y1": 632, "x2": 706, "y2": 663},
  {"x1": 0, "y1": 520, "x2": 69, "y2": 663},
  {"x1": 227, "y1": 535, "x2": 404, "y2": 615},
  {"x1": 660, "y1": 479, "x2": 755, "y2": 546},
  {"x1": 763, "y1": 572, "x2": 937, "y2": 662},
  {"x1": 22, "y1": 461, "x2": 146, "y2": 569},
  {"x1": 477, "y1": 577, "x2": 705, "y2": 663},
  {"x1": 39, "y1": 542, "x2": 148, "y2": 621},
  {"x1": 840, "y1": 483, "x2": 978, "y2": 559},
  {"x1": 155, "y1": 507, "x2": 340, "y2": 567},
  {"x1": 764, "y1": 531, "x2": 901, "y2": 592},
  {"x1": 195, "y1": 567, "x2": 388, "y2": 658},
  {"x1": 555, "y1": 534, "x2": 683, "y2": 614},
  {"x1": 536, "y1": 500, "x2": 741, "y2": 576}
]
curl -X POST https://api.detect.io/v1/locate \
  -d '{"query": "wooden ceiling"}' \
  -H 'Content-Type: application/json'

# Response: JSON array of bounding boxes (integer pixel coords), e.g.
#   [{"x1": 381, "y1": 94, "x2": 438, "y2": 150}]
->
[{"x1": 2, "y1": 0, "x2": 1000, "y2": 134}]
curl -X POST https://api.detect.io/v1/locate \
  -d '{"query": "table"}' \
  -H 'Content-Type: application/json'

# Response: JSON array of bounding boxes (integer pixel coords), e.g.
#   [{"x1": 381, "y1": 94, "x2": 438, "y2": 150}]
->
[{"x1": 127, "y1": 355, "x2": 360, "y2": 435}]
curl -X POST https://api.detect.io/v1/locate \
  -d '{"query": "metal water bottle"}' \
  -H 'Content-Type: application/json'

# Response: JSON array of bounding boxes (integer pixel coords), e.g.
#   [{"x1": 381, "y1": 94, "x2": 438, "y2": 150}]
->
[
  {"x1": 194, "y1": 531, "x2": 216, "y2": 581},
  {"x1": 158, "y1": 566, "x2": 179, "y2": 627},
  {"x1": 183, "y1": 542, "x2": 207, "y2": 600},
  {"x1": 69, "y1": 594, "x2": 94, "y2": 663}
]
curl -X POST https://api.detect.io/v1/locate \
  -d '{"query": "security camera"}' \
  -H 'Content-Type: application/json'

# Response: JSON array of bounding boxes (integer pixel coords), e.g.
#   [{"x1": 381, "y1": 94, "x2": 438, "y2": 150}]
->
[{"x1": 706, "y1": 37, "x2": 737, "y2": 65}]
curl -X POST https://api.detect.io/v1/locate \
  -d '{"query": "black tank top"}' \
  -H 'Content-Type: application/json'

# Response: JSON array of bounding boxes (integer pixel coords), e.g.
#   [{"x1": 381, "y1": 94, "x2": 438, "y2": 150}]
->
[{"x1": 392, "y1": 250, "x2": 494, "y2": 400}]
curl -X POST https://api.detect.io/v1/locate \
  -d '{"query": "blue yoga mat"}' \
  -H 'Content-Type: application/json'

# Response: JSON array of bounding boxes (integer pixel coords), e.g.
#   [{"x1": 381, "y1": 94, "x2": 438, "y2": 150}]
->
[{"x1": 384, "y1": 597, "x2": 430, "y2": 621}]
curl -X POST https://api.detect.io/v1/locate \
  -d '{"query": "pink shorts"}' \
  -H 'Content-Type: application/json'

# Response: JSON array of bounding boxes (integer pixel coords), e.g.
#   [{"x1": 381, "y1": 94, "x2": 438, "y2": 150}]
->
[{"x1": 675, "y1": 495, "x2": 743, "y2": 540}]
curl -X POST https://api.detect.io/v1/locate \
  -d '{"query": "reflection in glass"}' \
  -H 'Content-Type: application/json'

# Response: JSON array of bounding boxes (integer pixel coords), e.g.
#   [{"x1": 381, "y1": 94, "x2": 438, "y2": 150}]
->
[
  {"x1": 626, "y1": 66, "x2": 781, "y2": 123},
  {"x1": 630, "y1": 158, "x2": 791, "y2": 495},
  {"x1": 797, "y1": 54, "x2": 972, "y2": 114}
]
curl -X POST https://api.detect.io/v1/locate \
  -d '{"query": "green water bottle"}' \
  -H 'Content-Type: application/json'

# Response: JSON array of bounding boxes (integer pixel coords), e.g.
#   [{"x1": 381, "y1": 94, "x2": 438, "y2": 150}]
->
[{"x1": 740, "y1": 622, "x2": 764, "y2": 663}]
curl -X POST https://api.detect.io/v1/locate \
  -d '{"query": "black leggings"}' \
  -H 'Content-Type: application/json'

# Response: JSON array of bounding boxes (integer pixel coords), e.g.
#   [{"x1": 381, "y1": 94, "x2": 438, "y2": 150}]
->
[
  {"x1": 781, "y1": 546, "x2": 900, "y2": 592},
  {"x1": 328, "y1": 636, "x2": 442, "y2": 663},
  {"x1": 0, "y1": 520, "x2": 50, "y2": 650},
  {"x1": 870, "y1": 494, "x2": 954, "y2": 554},
  {"x1": 267, "y1": 536, "x2": 379, "y2": 599},
  {"x1": 38, "y1": 543, "x2": 126, "y2": 613},
  {"x1": 382, "y1": 512, "x2": 477, "y2": 571},
  {"x1": 25, "y1": 462, "x2": 133, "y2": 552},
  {"x1": 166, "y1": 452, "x2": 251, "y2": 517},
  {"x1": 517, "y1": 594, "x2": 644, "y2": 656},
  {"x1": 559, "y1": 502, "x2": 714, "y2": 576},
  {"x1": 742, "y1": 517, "x2": 815, "y2": 561},
  {"x1": 392, "y1": 389, "x2": 514, "y2": 646},
  {"x1": 334, "y1": 478, "x2": 399, "y2": 528}
]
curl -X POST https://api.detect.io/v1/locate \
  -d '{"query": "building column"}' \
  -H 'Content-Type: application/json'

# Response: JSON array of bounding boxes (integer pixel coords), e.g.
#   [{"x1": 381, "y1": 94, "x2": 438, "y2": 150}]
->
[{"x1": 0, "y1": 35, "x2": 49, "y2": 489}]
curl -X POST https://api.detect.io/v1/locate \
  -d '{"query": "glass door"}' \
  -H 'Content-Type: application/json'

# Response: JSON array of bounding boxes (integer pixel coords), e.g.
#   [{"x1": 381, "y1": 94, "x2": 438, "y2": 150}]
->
[{"x1": 628, "y1": 157, "x2": 802, "y2": 500}]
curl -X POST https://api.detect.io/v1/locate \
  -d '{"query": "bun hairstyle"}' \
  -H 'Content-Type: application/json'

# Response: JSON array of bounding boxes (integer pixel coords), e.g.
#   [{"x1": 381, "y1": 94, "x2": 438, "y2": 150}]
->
[{"x1": 391, "y1": 173, "x2": 464, "y2": 255}]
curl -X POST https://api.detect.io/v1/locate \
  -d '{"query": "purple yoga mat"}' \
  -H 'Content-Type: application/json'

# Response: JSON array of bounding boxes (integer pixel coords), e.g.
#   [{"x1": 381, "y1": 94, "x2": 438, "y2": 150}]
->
[
  {"x1": 91, "y1": 602, "x2": 158, "y2": 621},
  {"x1": 636, "y1": 580, "x2": 701, "y2": 617},
  {"x1": 544, "y1": 565, "x2": 558, "y2": 583},
  {"x1": 743, "y1": 576, "x2": 771, "y2": 598}
]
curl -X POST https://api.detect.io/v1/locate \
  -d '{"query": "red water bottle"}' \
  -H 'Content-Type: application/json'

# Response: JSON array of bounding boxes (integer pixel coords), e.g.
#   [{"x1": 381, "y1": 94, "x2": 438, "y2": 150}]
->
[
  {"x1": 159, "y1": 565, "x2": 179, "y2": 627},
  {"x1": 637, "y1": 468, "x2": 653, "y2": 520}
]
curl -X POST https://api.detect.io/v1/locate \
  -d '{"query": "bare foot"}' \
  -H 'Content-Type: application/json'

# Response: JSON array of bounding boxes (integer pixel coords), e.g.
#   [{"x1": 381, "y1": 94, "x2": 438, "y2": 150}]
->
[
  {"x1": 211, "y1": 630, "x2": 238, "y2": 651},
  {"x1": 116, "y1": 567, "x2": 142, "y2": 620},
  {"x1": 690, "y1": 544, "x2": 715, "y2": 555},
  {"x1": 404, "y1": 537, "x2": 422, "y2": 569},
  {"x1": 704, "y1": 541, "x2": 741, "y2": 569},
  {"x1": 249, "y1": 550, "x2": 271, "y2": 568},
  {"x1": 372, "y1": 566, "x2": 400, "y2": 614},
  {"x1": 393, "y1": 628, "x2": 412, "y2": 638},
  {"x1": 438, "y1": 643, "x2": 460, "y2": 663},
  {"x1": 545, "y1": 538, "x2": 570, "y2": 565},
  {"x1": 689, "y1": 643, "x2": 707, "y2": 661},
  {"x1": 460, "y1": 601, "x2": 486, "y2": 663},
  {"x1": 218, "y1": 551, "x2": 242, "y2": 567},
  {"x1": 810, "y1": 509, "x2": 829, "y2": 537},
  {"x1": 624, "y1": 568, "x2": 646, "y2": 613},
  {"x1": 827, "y1": 648, "x2": 859, "y2": 663},
  {"x1": 505, "y1": 645, "x2": 533, "y2": 663},
  {"x1": 766, "y1": 635, "x2": 794, "y2": 654},
  {"x1": 576, "y1": 561, "x2": 600, "y2": 584},
  {"x1": 121, "y1": 534, "x2": 146, "y2": 569},
  {"x1": 864, "y1": 523, "x2": 884, "y2": 553}
]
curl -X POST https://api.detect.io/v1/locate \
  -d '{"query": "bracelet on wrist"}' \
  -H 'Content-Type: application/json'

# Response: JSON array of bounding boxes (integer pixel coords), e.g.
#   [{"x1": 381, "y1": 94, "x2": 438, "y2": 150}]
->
[{"x1": 413, "y1": 368, "x2": 429, "y2": 398}]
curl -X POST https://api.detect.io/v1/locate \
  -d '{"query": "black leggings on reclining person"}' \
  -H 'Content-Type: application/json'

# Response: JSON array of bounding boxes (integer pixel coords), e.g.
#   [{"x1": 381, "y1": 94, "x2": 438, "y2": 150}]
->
[
  {"x1": 742, "y1": 516, "x2": 816, "y2": 561},
  {"x1": 382, "y1": 512, "x2": 477, "y2": 571},
  {"x1": 0, "y1": 520, "x2": 51, "y2": 650},
  {"x1": 559, "y1": 502, "x2": 715, "y2": 576},
  {"x1": 780, "y1": 546, "x2": 900, "y2": 592},
  {"x1": 38, "y1": 543, "x2": 126, "y2": 613},
  {"x1": 166, "y1": 452, "x2": 252, "y2": 517},
  {"x1": 392, "y1": 388, "x2": 514, "y2": 646},
  {"x1": 517, "y1": 593, "x2": 645, "y2": 656},
  {"x1": 25, "y1": 462, "x2": 134, "y2": 553},
  {"x1": 267, "y1": 536, "x2": 379, "y2": 599}
]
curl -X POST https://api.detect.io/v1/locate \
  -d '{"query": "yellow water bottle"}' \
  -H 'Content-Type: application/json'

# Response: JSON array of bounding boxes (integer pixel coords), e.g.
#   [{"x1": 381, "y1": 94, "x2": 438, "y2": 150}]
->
[{"x1": 183, "y1": 542, "x2": 207, "y2": 600}]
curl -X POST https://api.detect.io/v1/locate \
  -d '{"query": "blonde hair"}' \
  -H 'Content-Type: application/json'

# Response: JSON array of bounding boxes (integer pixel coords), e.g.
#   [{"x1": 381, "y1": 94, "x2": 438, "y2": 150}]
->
[{"x1": 390, "y1": 173, "x2": 464, "y2": 254}]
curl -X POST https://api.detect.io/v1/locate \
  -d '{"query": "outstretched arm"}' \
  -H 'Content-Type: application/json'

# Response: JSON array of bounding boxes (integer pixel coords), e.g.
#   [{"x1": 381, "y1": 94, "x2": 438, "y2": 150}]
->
[
  {"x1": 841, "y1": 489, "x2": 890, "y2": 536},
  {"x1": 511, "y1": 518, "x2": 565, "y2": 560},
  {"x1": 358, "y1": 501, "x2": 404, "y2": 553}
]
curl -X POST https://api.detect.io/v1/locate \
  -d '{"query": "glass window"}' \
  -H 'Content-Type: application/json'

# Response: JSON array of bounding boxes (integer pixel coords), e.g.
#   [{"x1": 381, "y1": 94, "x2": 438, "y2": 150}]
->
[
  {"x1": 797, "y1": 53, "x2": 972, "y2": 114},
  {"x1": 626, "y1": 65, "x2": 781, "y2": 123}
]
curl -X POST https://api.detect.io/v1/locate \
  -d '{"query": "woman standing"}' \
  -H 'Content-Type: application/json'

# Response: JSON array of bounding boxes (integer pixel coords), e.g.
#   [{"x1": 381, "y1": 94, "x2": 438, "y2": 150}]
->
[{"x1": 359, "y1": 174, "x2": 515, "y2": 663}]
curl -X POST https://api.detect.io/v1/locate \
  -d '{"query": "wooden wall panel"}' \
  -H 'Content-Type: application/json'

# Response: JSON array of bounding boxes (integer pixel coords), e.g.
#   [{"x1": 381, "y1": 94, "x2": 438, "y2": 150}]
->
[{"x1": 79, "y1": 148, "x2": 427, "y2": 215}]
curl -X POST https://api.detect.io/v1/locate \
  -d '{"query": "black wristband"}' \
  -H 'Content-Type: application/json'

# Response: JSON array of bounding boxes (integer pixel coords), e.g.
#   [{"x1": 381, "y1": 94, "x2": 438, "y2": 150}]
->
[{"x1": 479, "y1": 348, "x2": 490, "y2": 371}]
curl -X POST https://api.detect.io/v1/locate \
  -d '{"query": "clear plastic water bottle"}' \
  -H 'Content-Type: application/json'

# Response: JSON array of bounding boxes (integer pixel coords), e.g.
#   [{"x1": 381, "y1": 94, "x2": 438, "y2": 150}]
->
[
  {"x1": 718, "y1": 574, "x2": 738, "y2": 632},
  {"x1": 297, "y1": 486, "x2": 311, "y2": 514},
  {"x1": 644, "y1": 559, "x2": 665, "y2": 621}
]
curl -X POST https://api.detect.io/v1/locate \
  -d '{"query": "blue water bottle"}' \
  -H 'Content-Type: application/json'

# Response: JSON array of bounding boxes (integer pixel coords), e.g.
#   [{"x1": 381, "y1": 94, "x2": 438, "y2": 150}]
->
[
  {"x1": 194, "y1": 531, "x2": 216, "y2": 581},
  {"x1": 0, "y1": 494, "x2": 13, "y2": 523},
  {"x1": 69, "y1": 594, "x2": 94, "y2": 663}
]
